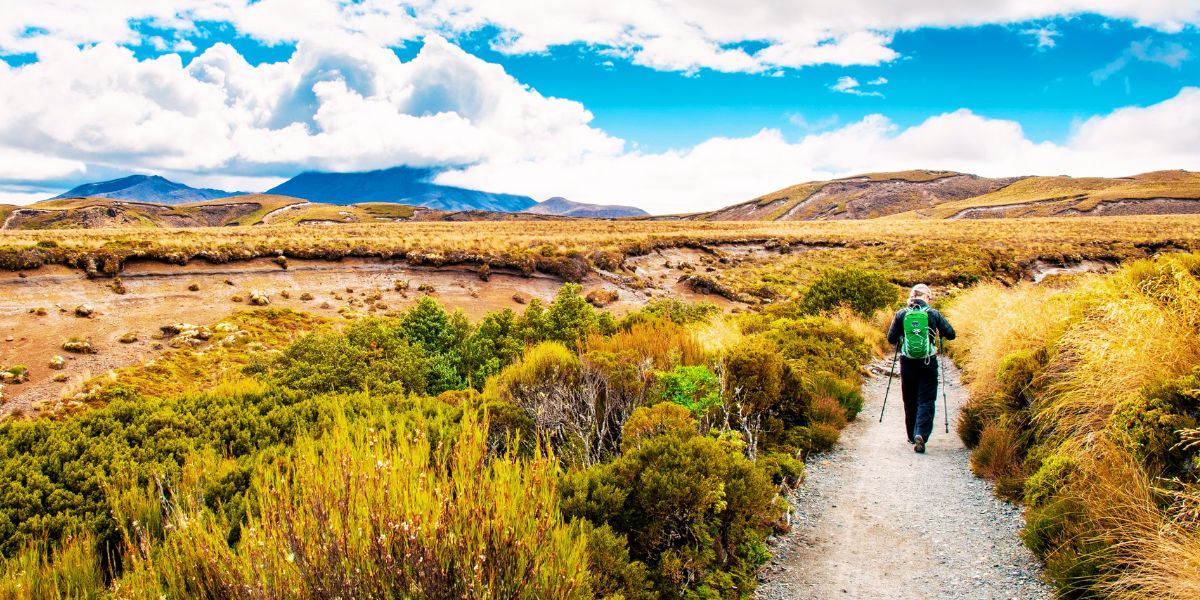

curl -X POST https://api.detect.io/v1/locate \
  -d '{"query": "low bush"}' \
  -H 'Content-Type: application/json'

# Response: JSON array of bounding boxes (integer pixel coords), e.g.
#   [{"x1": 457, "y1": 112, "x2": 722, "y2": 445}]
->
[{"x1": 800, "y1": 267, "x2": 897, "y2": 317}]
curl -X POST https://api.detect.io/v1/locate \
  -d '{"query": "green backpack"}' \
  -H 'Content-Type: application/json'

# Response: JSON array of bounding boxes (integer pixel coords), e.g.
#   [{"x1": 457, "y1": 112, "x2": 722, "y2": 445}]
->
[{"x1": 901, "y1": 305, "x2": 936, "y2": 359}]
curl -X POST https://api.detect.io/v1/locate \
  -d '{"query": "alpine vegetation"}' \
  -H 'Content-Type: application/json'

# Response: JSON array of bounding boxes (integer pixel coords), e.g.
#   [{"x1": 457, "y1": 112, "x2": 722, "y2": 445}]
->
[{"x1": 0, "y1": 282, "x2": 883, "y2": 598}]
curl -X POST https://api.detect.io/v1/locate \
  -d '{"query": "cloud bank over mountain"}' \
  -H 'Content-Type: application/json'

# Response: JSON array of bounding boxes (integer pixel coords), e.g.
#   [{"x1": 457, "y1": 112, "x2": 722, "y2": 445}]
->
[{"x1": 1, "y1": 2, "x2": 1198, "y2": 213}]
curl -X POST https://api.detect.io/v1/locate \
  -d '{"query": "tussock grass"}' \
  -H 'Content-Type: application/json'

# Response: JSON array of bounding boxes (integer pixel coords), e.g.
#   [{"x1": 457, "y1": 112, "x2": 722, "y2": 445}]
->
[{"x1": 948, "y1": 254, "x2": 1200, "y2": 596}]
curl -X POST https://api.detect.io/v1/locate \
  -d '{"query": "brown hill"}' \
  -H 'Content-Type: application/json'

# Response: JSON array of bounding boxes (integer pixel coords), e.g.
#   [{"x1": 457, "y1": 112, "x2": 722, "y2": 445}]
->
[
  {"x1": 894, "y1": 170, "x2": 1200, "y2": 219},
  {"x1": 700, "y1": 171, "x2": 1023, "y2": 221},
  {"x1": 699, "y1": 169, "x2": 1200, "y2": 221}
]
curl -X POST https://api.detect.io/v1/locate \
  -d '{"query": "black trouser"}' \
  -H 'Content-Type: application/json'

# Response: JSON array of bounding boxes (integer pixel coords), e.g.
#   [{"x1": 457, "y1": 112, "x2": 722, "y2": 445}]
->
[{"x1": 900, "y1": 355, "x2": 939, "y2": 442}]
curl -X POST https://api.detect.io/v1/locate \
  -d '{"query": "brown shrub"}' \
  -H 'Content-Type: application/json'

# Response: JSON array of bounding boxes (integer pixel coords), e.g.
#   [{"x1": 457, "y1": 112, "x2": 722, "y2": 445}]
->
[
  {"x1": 808, "y1": 395, "x2": 849, "y2": 429},
  {"x1": 585, "y1": 289, "x2": 620, "y2": 307}
]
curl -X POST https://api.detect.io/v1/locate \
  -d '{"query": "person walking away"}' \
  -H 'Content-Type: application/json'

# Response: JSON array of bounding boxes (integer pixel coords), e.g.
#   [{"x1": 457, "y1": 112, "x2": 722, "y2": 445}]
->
[{"x1": 886, "y1": 284, "x2": 955, "y2": 453}]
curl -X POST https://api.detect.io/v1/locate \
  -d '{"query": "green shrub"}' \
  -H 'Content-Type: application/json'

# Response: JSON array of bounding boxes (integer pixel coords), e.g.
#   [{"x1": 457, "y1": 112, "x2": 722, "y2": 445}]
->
[
  {"x1": 1109, "y1": 371, "x2": 1200, "y2": 476},
  {"x1": 560, "y1": 429, "x2": 780, "y2": 597},
  {"x1": 270, "y1": 319, "x2": 432, "y2": 396},
  {"x1": 800, "y1": 268, "x2": 897, "y2": 317},
  {"x1": 620, "y1": 298, "x2": 719, "y2": 328},
  {"x1": 762, "y1": 316, "x2": 875, "y2": 382},
  {"x1": 995, "y1": 348, "x2": 1044, "y2": 411},
  {"x1": 723, "y1": 336, "x2": 784, "y2": 414},
  {"x1": 546, "y1": 283, "x2": 600, "y2": 346},
  {"x1": 1024, "y1": 454, "x2": 1077, "y2": 508},
  {"x1": 652, "y1": 365, "x2": 720, "y2": 416},
  {"x1": 1022, "y1": 498, "x2": 1106, "y2": 597},
  {"x1": 757, "y1": 450, "x2": 805, "y2": 486},
  {"x1": 621, "y1": 403, "x2": 696, "y2": 451}
]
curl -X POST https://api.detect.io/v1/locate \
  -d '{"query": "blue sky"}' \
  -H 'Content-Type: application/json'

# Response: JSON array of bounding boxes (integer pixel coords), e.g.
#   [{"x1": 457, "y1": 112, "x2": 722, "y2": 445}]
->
[{"x1": 0, "y1": 2, "x2": 1198, "y2": 213}]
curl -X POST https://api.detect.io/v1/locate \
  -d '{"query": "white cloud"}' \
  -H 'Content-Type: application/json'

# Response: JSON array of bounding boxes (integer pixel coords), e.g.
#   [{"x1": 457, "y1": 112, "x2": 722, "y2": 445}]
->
[
  {"x1": 1092, "y1": 38, "x2": 1193, "y2": 83},
  {"x1": 867, "y1": 76, "x2": 888, "y2": 85},
  {"x1": 0, "y1": 146, "x2": 86, "y2": 180},
  {"x1": 0, "y1": 22, "x2": 1198, "y2": 214},
  {"x1": 831, "y1": 75, "x2": 884, "y2": 97},
  {"x1": 1021, "y1": 26, "x2": 1059, "y2": 49},
  {"x1": 3, "y1": 1, "x2": 1200, "y2": 73},
  {"x1": 0, "y1": 35, "x2": 620, "y2": 184},
  {"x1": 438, "y1": 87, "x2": 1200, "y2": 214}
]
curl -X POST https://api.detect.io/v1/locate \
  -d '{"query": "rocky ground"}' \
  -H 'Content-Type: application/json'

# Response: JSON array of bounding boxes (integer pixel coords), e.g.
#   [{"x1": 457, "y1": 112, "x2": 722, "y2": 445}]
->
[{"x1": 756, "y1": 360, "x2": 1051, "y2": 600}]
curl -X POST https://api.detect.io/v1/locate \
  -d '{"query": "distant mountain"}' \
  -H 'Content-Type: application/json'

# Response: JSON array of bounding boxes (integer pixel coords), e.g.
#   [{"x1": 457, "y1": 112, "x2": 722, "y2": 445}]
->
[
  {"x1": 525, "y1": 197, "x2": 649, "y2": 218},
  {"x1": 266, "y1": 166, "x2": 536, "y2": 212},
  {"x1": 53, "y1": 175, "x2": 242, "y2": 204}
]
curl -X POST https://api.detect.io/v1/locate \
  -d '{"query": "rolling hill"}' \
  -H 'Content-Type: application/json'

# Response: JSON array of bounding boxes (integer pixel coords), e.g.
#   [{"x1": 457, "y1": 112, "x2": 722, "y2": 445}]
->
[
  {"x1": 700, "y1": 171, "x2": 1022, "y2": 220},
  {"x1": 524, "y1": 197, "x2": 648, "y2": 218},
  {"x1": 0, "y1": 195, "x2": 569, "y2": 230},
  {"x1": 895, "y1": 170, "x2": 1200, "y2": 219},
  {"x1": 266, "y1": 166, "x2": 537, "y2": 212},
  {"x1": 698, "y1": 169, "x2": 1200, "y2": 221},
  {"x1": 52, "y1": 175, "x2": 243, "y2": 204}
]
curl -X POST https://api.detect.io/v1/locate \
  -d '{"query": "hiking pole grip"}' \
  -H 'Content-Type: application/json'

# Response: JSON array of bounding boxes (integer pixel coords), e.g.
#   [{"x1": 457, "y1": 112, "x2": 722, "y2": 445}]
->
[{"x1": 879, "y1": 344, "x2": 900, "y2": 423}]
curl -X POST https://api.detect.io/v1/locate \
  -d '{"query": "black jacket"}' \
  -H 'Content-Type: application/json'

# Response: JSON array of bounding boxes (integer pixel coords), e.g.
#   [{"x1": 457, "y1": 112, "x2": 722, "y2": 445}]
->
[{"x1": 887, "y1": 299, "x2": 956, "y2": 348}]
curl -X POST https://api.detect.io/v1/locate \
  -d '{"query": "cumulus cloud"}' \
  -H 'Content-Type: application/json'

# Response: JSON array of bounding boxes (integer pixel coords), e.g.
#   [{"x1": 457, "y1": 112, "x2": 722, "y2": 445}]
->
[
  {"x1": 438, "y1": 87, "x2": 1200, "y2": 214},
  {"x1": 831, "y1": 76, "x2": 884, "y2": 97},
  {"x1": 4, "y1": 1, "x2": 1200, "y2": 73},
  {"x1": 0, "y1": 21, "x2": 1198, "y2": 212},
  {"x1": 0, "y1": 35, "x2": 620, "y2": 186}
]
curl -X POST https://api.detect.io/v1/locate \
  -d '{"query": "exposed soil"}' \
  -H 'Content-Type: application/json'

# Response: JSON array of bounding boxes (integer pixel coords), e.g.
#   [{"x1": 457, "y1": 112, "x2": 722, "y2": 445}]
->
[
  {"x1": 756, "y1": 361, "x2": 1050, "y2": 600},
  {"x1": 1026, "y1": 259, "x2": 1115, "y2": 283},
  {"x1": 0, "y1": 257, "x2": 669, "y2": 416}
]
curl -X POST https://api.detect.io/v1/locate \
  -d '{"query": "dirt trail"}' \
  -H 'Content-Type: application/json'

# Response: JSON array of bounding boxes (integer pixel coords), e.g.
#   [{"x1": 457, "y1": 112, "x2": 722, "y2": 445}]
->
[{"x1": 756, "y1": 360, "x2": 1051, "y2": 600}]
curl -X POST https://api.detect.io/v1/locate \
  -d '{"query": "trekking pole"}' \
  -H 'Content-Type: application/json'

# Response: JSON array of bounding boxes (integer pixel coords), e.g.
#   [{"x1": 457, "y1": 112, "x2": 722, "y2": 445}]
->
[
  {"x1": 879, "y1": 344, "x2": 900, "y2": 423},
  {"x1": 940, "y1": 337, "x2": 949, "y2": 433}
]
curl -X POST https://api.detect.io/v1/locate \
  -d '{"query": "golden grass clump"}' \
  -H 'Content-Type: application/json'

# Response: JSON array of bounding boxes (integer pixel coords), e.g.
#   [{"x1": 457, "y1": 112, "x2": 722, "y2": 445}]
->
[{"x1": 111, "y1": 413, "x2": 591, "y2": 599}]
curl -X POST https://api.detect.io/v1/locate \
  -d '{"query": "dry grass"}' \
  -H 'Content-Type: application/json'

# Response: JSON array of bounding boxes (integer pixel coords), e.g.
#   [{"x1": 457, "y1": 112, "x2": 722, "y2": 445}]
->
[{"x1": 948, "y1": 253, "x2": 1200, "y2": 596}]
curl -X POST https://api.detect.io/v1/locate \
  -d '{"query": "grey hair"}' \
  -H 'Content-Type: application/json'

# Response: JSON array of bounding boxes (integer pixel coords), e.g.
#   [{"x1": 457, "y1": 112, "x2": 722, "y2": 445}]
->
[{"x1": 908, "y1": 283, "x2": 932, "y2": 303}]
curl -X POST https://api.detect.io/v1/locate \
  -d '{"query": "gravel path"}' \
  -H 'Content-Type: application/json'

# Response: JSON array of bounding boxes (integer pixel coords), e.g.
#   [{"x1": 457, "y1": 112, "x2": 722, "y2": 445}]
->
[{"x1": 756, "y1": 360, "x2": 1051, "y2": 600}]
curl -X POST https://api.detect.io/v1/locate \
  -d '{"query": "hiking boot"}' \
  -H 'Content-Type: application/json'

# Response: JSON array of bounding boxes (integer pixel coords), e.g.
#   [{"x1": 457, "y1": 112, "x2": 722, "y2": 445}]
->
[{"x1": 913, "y1": 435, "x2": 925, "y2": 453}]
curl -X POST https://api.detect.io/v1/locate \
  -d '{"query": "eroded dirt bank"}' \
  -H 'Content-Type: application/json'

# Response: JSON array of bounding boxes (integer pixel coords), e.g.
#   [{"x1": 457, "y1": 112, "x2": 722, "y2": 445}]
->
[
  {"x1": 756, "y1": 361, "x2": 1050, "y2": 600},
  {"x1": 0, "y1": 254, "x2": 742, "y2": 416}
]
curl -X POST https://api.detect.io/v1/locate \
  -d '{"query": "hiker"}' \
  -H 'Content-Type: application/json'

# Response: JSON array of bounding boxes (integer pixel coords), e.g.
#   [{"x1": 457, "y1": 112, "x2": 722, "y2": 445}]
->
[{"x1": 886, "y1": 284, "x2": 955, "y2": 453}]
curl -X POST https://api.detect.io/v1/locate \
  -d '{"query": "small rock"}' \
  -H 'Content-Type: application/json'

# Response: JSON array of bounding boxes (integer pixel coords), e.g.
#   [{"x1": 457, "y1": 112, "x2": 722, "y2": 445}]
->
[
  {"x1": 49, "y1": 355, "x2": 65, "y2": 370},
  {"x1": 118, "y1": 332, "x2": 139, "y2": 344},
  {"x1": 248, "y1": 290, "x2": 270, "y2": 306},
  {"x1": 62, "y1": 337, "x2": 96, "y2": 354},
  {"x1": 4, "y1": 335, "x2": 12, "y2": 342},
  {"x1": 74, "y1": 304, "x2": 94, "y2": 318}
]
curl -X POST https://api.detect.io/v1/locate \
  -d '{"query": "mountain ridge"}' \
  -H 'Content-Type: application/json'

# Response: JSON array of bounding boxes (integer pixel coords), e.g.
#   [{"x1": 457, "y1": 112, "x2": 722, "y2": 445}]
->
[
  {"x1": 525, "y1": 197, "x2": 649, "y2": 218},
  {"x1": 53, "y1": 175, "x2": 244, "y2": 204},
  {"x1": 266, "y1": 166, "x2": 537, "y2": 212}
]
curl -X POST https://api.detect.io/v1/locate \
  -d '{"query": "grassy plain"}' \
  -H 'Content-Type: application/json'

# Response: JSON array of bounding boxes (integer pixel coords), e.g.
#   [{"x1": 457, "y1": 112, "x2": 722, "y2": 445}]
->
[{"x1": 3, "y1": 215, "x2": 1198, "y2": 284}]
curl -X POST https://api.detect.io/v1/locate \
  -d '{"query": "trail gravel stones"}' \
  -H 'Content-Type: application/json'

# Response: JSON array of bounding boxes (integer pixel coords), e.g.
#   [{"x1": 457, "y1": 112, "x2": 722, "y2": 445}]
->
[{"x1": 756, "y1": 361, "x2": 1051, "y2": 600}]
